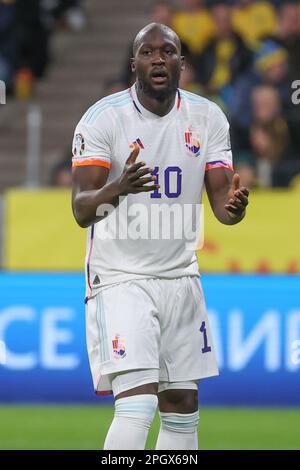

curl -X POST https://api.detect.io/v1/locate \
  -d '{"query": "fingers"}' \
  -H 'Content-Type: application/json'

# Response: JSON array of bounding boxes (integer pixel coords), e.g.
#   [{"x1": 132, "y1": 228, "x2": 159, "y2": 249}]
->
[
  {"x1": 227, "y1": 199, "x2": 244, "y2": 211},
  {"x1": 126, "y1": 145, "x2": 140, "y2": 165},
  {"x1": 240, "y1": 187, "x2": 249, "y2": 197},
  {"x1": 133, "y1": 184, "x2": 159, "y2": 193},
  {"x1": 225, "y1": 179, "x2": 249, "y2": 218},
  {"x1": 123, "y1": 164, "x2": 159, "y2": 192},
  {"x1": 132, "y1": 176, "x2": 156, "y2": 187},
  {"x1": 127, "y1": 166, "x2": 155, "y2": 189},
  {"x1": 126, "y1": 161, "x2": 146, "y2": 173},
  {"x1": 131, "y1": 172, "x2": 159, "y2": 191},
  {"x1": 124, "y1": 146, "x2": 160, "y2": 194},
  {"x1": 225, "y1": 204, "x2": 243, "y2": 217},
  {"x1": 229, "y1": 194, "x2": 248, "y2": 209},
  {"x1": 231, "y1": 173, "x2": 240, "y2": 191},
  {"x1": 233, "y1": 190, "x2": 249, "y2": 207},
  {"x1": 129, "y1": 166, "x2": 154, "y2": 181}
]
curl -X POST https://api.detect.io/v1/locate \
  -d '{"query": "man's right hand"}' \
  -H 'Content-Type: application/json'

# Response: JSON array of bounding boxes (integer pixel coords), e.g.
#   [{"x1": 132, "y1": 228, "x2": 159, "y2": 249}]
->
[
  {"x1": 72, "y1": 145, "x2": 159, "y2": 228},
  {"x1": 117, "y1": 145, "x2": 159, "y2": 195}
]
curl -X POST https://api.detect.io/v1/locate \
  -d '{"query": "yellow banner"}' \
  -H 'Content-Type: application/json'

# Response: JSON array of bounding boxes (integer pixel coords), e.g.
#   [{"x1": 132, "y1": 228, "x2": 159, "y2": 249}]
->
[
  {"x1": 4, "y1": 188, "x2": 300, "y2": 272},
  {"x1": 198, "y1": 189, "x2": 300, "y2": 273},
  {"x1": 4, "y1": 189, "x2": 86, "y2": 270}
]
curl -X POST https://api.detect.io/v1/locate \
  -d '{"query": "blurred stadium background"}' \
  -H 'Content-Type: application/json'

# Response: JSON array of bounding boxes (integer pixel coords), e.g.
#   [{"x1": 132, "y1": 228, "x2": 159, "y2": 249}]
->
[{"x1": 0, "y1": 0, "x2": 300, "y2": 450}]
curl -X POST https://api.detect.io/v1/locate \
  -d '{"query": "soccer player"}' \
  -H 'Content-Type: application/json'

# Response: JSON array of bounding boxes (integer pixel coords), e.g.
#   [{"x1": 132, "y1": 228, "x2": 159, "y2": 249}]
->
[{"x1": 71, "y1": 23, "x2": 249, "y2": 450}]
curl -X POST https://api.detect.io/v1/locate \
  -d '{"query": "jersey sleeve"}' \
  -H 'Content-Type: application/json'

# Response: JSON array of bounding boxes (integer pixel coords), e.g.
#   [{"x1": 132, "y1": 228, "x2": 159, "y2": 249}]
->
[
  {"x1": 71, "y1": 119, "x2": 112, "y2": 169},
  {"x1": 205, "y1": 103, "x2": 233, "y2": 172}
]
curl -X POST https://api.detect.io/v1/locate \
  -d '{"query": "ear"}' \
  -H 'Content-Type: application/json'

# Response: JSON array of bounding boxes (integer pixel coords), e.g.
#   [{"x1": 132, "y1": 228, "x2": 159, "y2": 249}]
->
[
  {"x1": 130, "y1": 58, "x2": 136, "y2": 72},
  {"x1": 180, "y1": 56, "x2": 185, "y2": 72}
]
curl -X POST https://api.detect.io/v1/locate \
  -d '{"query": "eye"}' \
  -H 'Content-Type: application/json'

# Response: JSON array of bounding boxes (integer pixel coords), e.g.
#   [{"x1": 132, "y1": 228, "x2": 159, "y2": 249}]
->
[
  {"x1": 142, "y1": 50, "x2": 152, "y2": 56},
  {"x1": 165, "y1": 49, "x2": 173, "y2": 55}
]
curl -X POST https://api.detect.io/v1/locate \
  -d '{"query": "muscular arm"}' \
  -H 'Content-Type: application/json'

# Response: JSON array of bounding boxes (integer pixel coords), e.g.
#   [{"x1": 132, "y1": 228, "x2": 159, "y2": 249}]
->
[
  {"x1": 205, "y1": 168, "x2": 249, "y2": 225},
  {"x1": 72, "y1": 147, "x2": 158, "y2": 228},
  {"x1": 72, "y1": 165, "x2": 120, "y2": 228}
]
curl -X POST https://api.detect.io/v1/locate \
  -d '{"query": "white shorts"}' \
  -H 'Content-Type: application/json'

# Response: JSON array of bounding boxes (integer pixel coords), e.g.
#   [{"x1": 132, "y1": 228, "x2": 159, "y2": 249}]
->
[{"x1": 85, "y1": 276, "x2": 219, "y2": 394}]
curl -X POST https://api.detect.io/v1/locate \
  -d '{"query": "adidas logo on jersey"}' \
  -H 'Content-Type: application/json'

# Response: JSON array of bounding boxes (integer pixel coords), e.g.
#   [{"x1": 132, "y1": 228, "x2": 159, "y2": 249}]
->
[
  {"x1": 129, "y1": 138, "x2": 144, "y2": 150},
  {"x1": 93, "y1": 275, "x2": 101, "y2": 285}
]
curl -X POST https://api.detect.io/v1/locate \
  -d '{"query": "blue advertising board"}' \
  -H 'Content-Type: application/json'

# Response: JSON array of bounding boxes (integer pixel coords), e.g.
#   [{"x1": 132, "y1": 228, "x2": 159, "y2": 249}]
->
[{"x1": 0, "y1": 273, "x2": 299, "y2": 405}]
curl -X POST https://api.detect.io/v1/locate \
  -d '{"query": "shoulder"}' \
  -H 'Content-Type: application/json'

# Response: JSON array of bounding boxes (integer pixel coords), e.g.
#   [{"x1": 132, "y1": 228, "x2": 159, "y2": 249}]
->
[
  {"x1": 181, "y1": 90, "x2": 230, "y2": 135},
  {"x1": 79, "y1": 88, "x2": 131, "y2": 127},
  {"x1": 180, "y1": 88, "x2": 211, "y2": 107},
  {"x1": 180, "y1": 89, "x2": 225, "y2": 118}
]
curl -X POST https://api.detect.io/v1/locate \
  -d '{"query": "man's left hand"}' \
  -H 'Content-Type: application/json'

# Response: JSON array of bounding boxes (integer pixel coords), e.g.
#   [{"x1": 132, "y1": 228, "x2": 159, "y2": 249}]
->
[{"x1": 225, "y1": 173, "x2": 249, "y2": 219}]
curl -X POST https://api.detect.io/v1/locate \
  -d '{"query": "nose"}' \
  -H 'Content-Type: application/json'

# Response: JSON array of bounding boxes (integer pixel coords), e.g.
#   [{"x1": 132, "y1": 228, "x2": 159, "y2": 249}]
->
[{"x1": 152, "y1": 53, "x2": 165, "y2": 65}]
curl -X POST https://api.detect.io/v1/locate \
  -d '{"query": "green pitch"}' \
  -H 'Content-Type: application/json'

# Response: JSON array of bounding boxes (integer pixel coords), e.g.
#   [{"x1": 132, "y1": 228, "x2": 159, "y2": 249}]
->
[{"x1": 0, "y1": 406, "x2": 299, "y2": 450}]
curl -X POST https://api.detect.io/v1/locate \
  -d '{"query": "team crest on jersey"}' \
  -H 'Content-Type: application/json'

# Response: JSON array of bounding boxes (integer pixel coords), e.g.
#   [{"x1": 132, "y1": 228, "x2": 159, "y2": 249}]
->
[
  {"x1": 112, "y1": 334, "x2": 126, "y2": 359},
  {"x1": 73, "y1": 133, "x2": 85, "y2": 156},
  {"x1": 185, "y1": 127, "x2": 201, "y2": 157},
  {"x1": 129, "y1": 138, "x2": 144, "y2": 150}
]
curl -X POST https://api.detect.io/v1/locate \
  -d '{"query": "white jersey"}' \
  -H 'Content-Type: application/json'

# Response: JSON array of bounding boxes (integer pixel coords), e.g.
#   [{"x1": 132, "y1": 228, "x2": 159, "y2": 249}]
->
[{"x1": 72, "y1": 84, "x2": 232, "y2": 297}]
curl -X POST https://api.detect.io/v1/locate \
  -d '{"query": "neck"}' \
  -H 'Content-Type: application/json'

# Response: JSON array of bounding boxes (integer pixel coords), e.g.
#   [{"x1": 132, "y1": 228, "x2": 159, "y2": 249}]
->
[{"x1": 135, "y1": 82, "x2": 177, "y2": 116}]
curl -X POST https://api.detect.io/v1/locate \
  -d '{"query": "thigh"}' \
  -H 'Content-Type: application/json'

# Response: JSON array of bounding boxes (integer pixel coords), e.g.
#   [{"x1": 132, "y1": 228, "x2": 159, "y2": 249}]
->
[
  {"x1": 159, "y1": 277, "x2": 219, "y2": 383},
  {"x1": 86, "y1": 280, "x2": 161, "y2": 392},
  {"x1": 111, "y1": 369, "x2": 159, "y2": 399}
]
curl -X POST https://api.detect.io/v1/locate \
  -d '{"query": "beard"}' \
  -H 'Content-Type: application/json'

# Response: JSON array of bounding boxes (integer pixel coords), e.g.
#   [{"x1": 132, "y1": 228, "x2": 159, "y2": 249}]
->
[{"x1": 137, "y1": 69, "x2": 180, "y2": 101}]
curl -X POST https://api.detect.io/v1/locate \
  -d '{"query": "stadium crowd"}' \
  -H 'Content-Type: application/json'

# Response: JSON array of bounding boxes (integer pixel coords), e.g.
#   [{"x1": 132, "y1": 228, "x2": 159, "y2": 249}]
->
[
  {"x1": 0, "y1": 0, "x2": 85, "y2": 98},
  {"x1": 121, "y1": 0, "x2": 300, "y2": 189},
  {"x1": 1, "y1": 0, "x2": 299, "y2": 189}
]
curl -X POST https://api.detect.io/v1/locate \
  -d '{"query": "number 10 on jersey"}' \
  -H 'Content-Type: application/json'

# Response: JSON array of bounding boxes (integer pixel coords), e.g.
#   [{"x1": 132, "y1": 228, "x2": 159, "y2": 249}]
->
[{"x1": 151, "y1": 166, "x2": 182, "y2": 199}]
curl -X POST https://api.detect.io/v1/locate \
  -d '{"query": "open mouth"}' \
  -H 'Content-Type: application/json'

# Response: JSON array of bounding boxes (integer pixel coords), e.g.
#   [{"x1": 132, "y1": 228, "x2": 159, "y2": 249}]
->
[{"x1": 151, "y1": 70, "x2": 168, "y2": 84}]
